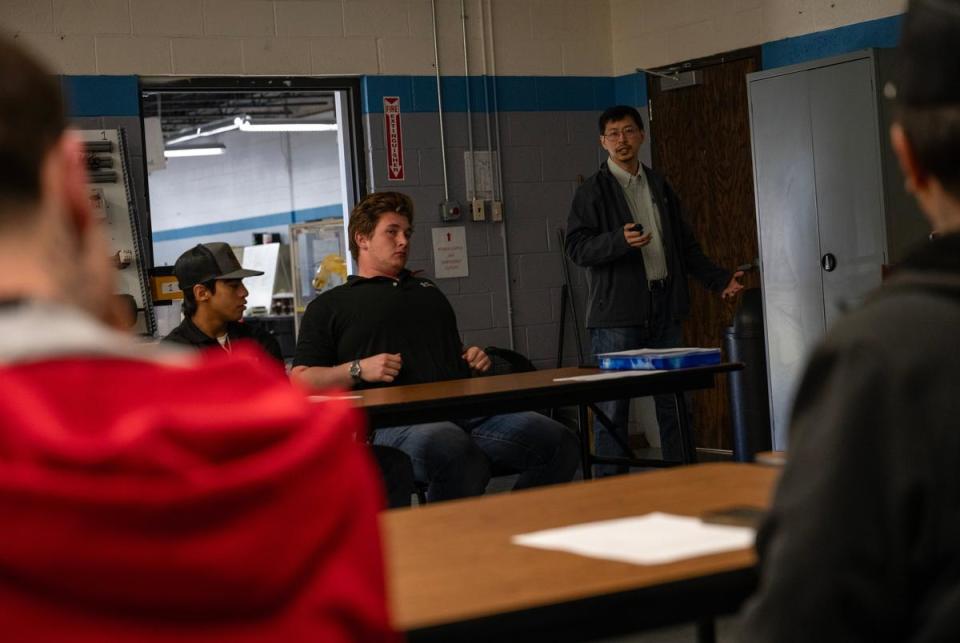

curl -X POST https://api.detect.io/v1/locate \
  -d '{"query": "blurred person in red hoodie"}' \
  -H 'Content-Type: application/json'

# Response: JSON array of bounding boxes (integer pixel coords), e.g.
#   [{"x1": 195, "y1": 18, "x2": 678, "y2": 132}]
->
[{"x1": 0, "y1": 36, "x2": 396, "y2": 642}]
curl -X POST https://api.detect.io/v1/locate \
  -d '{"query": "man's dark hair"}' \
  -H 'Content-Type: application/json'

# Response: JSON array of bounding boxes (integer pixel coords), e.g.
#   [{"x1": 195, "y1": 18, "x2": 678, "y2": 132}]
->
[
  {"x1": 348, "y1": 191, "x2": 415, "y2": 257},
  {"x1": 598, "y1": 105, "x2": 645, "y2": 135},
  {"x1": 0, "y1": 37, "x2": 67, "y2": 218},
  {"x1": 182, "y1": 280, "x2": 217, "y2": 318},
  {"x1": 897, "y1": 105, "x2": 960, "y2": 197}
]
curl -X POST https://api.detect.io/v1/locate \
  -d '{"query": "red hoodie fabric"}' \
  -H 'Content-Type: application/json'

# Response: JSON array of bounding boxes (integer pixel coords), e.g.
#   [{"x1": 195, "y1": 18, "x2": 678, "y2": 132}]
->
[{"x1": 0, "y1": 342, "x2": 397, "y2": 642}]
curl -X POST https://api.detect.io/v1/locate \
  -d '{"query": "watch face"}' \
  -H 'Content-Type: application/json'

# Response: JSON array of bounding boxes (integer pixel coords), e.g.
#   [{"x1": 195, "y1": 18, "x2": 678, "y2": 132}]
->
[{"x1": 350, "y1": 360, "x2": 361, "y2": 380}]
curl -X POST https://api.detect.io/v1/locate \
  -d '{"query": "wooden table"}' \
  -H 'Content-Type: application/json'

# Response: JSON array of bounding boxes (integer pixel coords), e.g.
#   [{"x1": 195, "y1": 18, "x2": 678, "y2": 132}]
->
[
  {"x1": 357, "y1": 364, "x2": 742, "y2": 476},
  {"x1": 383, "y1": 462, "x2": 778, "y2": 642}
]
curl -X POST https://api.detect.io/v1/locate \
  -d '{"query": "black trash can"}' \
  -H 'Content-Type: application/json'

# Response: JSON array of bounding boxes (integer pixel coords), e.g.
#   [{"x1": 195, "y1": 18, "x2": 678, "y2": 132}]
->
[{"x1": 723, "y1": 288, "x2": 772, "y2": 462}]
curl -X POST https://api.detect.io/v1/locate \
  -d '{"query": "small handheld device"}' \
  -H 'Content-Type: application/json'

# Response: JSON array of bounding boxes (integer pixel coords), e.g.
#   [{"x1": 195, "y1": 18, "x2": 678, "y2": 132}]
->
[
  {"x1": 700, "y1": 505, "x2": 766, "y2": 529},
  {"x1": 629, "y1": 223, "x2": 644, "y2": 234}
]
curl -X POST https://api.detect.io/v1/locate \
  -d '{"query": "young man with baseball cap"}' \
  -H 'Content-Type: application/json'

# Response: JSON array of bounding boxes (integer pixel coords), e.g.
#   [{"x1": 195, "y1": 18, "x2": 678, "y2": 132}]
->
[
  {"x1": 741, "y1": 1, "x2": 960, "y2": 639},
  {"x1": 0, "y1": 36, "x2": 395, "y2": 641},
  {"x1": 167, "y1": 242, "x2": 416, "y2": 508},
  {"x1": 163, "y1": 242, "x2": 282, "y2": 361}
]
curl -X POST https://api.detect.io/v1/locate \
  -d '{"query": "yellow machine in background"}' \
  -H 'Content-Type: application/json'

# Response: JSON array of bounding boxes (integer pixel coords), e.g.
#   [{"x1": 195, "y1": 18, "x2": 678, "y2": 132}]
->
[
  {"x1": 312, "y1": 253, "x2": 348, "y2": 291},
  {"x1": 289, "y1": 218, "x2": 349, "y2": 336}
]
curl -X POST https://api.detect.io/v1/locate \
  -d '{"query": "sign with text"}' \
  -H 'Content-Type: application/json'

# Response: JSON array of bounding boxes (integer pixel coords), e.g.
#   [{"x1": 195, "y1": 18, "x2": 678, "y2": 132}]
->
[
  {"x1": 383, "y1": 96, "x2": 405, "y2": 181},
  {"x1": 432, "y1": 226, "x2": 469, "y2": 279}
]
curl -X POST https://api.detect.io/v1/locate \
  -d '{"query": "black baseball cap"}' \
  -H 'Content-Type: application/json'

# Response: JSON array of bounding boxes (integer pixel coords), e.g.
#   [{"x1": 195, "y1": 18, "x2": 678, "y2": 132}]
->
[
  {"x1": 173, "y1": 242, "x2": 263, "y2": 291},
  {"x1": 888, "y1": 0, "x2": 960, "y2": 106}
]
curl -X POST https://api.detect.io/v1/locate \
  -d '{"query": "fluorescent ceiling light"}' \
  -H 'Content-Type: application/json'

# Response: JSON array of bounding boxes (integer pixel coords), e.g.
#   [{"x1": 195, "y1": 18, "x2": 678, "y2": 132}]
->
[
  {"x1": 166, "y1": 120, "x2": 240, "y2": 146},
  {"x1": 164, "y1": 144, "x2": 226, "y2": 158},
  {"x1": 234, "y1": 115, "x2": 338, "y2": 132}
]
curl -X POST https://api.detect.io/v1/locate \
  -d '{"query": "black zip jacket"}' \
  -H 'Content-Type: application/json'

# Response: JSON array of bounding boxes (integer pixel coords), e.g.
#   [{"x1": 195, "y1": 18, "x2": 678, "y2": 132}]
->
[
  {"x1": 163, "y1": 316, "x2": 283, "y2": 364},
  {"x1": 565, "y1": 161, "x2": 730, "y2": 328},
  {"x1": 740, "y1": 234, "x2": 960, "y2": 642}
]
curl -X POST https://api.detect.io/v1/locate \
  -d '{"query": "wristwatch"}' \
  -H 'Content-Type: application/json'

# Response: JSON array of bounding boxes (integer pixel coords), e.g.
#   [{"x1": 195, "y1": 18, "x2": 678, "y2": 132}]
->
[{"x1": 349, "y1": 359, "x2": 363, "y2": 385}]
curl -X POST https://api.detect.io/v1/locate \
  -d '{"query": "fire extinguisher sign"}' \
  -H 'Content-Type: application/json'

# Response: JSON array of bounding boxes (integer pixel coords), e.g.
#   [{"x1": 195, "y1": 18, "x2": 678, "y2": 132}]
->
[{"x1": 383, "y1": 96, "x2": 404, "y2": 181}]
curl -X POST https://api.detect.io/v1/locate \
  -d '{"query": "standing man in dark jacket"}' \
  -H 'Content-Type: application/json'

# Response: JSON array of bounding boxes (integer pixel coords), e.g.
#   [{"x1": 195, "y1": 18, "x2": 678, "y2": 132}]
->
[
  {"x1": 741, "y1": 1, "x2": 960, "y2": 638},
  {"x1": 163, "y1": 242, "x2": 283, "y2": 362},
  {"x1": 565, "y1": 105, "x2": 743, "y2": 472}
]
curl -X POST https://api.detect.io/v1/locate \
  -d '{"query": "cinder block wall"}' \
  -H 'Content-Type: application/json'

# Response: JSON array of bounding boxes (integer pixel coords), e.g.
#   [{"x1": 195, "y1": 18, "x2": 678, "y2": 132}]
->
[
  {"x1": 611, "y1": 0, "x2": 905, "y2": 72},
  {"x1": 0, "y1": 0, "x2": 906, "y2": 364},
  {"x1": 362, "y1": 105, "x2": 603, "y2": 365},
  {"x1": 1, "y1": 0, "x2": 611, "y2": 77}
]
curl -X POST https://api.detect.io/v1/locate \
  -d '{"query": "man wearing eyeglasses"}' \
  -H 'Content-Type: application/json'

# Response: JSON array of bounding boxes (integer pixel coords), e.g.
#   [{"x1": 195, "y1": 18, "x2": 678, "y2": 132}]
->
[{"x1": 565, "y1": 105, "x2": 743, "y2": 474}]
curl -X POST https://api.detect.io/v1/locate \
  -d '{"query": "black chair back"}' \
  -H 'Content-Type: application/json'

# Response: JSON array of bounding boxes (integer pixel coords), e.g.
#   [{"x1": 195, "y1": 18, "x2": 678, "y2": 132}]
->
[{"x1": 483, "y1": 346, "x2": 536, "y2": 375}]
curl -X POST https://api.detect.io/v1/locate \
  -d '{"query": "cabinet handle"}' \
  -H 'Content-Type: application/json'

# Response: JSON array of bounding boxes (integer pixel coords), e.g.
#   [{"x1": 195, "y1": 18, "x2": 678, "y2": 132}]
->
[{"x1": 821, "y1": 253, "x2": 837, "y2": 272}]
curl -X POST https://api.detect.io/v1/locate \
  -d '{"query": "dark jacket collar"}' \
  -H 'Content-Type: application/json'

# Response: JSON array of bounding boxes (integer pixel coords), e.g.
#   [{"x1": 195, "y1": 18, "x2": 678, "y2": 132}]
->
[
  {"x1": 881, "y1": 233, "x2": 960, "y2": 296},
  {"x1": 175, "y1": 315, "x2": 226, "y2": 345}
]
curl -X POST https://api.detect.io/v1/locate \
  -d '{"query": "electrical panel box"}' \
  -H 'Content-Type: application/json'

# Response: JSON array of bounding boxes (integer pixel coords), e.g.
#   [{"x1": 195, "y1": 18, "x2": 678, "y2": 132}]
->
[
  {"x1": 491, "y1": 200, "x2": 504, "y2": 222},
  {"x1": 464, "y1": 151, "x2": 497, "y2": 200},
  {"x1": 79, "y1": 129, "x2": 156, "y2": 336},
  {"x1": 439, "y1": 199, "x2": 461, "y2": 222},
  {"x1": 471, "y1": 198, "x2": 485, "y2": 221}
]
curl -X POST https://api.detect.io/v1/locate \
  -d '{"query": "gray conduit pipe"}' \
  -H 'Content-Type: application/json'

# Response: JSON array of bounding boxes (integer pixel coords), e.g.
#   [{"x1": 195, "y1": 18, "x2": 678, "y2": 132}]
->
[
  {"x1": 461, "y1": 0, "x2": 476, "y2": 200},
  {"x1": 430, "y1": 0, "x2": 450, "y2": 202},
  {"x1": 483, "y1": 0, "x2": 515, "y2": 349}
]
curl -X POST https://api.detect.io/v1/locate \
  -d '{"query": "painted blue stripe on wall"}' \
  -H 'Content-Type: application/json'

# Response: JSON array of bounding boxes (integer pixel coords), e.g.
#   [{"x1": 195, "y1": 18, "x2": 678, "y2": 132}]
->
[
  {"x1": 59, "y1": 15, "x2": 902, "y2": 121},
  {"x1": 361, "y1": 14, "x2": 905, "y2": 115},
  {"x1": 363, "y1": 75, "x2": 618, "y2": 113},
  {"x1": 762, "y1": 14, "x2": 903, "y2": 69},
  {"x1": 62, "y1": 76, "x2": 140, "y2": 117},
  {"x1": 293, "y1": 204, "x2": 344, "y2": 223},
  {"x1": 614, "y1": 73, "x2": 648, "y2": 109},
  {"x1": 153, "y1": 204, "x2": 342, "y2": 242}
]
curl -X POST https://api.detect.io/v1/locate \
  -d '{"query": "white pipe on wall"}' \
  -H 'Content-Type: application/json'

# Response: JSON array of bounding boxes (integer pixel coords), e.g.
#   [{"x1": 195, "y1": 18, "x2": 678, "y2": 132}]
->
[{"x1": 483, "y1": 0, "x2": 515, "y2": 350}]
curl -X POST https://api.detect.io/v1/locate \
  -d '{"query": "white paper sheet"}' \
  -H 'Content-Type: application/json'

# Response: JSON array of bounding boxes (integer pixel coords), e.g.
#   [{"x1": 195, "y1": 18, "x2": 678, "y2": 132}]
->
[
  {"x1": 553, "y1": 370, "x2": 664, "y2": 382},
  {"x1": 512, "y1": 512, "x2": 756, "y2": 566}
]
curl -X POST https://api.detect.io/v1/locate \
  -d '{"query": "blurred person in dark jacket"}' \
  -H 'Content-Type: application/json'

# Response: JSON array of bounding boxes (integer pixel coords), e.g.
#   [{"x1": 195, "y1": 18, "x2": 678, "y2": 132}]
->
[{"x1": 741, "y1": 1, "x2": 960, "y2": 640}]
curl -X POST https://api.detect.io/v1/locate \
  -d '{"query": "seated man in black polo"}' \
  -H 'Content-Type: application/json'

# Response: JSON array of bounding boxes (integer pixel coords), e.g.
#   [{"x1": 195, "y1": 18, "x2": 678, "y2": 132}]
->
[
  {"x1": 292, "y1": 191, "x2": 580, "y2": 502},
  {"x1": 164, "y1": 242, "x2": 282, "y2": 361},
  {"x1": 165, "y1": 241, "x2": 415, "y2": 508}
]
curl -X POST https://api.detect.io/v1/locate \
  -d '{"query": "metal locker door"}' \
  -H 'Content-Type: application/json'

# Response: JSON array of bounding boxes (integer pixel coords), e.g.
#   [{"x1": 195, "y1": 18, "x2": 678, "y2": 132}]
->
[
  {"x1": 809, "y1": 58, "x2": 887, "y2": 328},
  {"x1": 748, "y1": 70, "x2": 824, "y2": 451}
]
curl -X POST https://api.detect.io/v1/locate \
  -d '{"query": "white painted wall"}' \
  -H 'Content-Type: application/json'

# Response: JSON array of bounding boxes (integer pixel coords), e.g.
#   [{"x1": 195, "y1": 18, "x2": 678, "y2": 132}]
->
[
  {"x1": 2, "y1": 1, "x2": 909, "y2": 78},
  {"x1": 611, "y1": 0, "x2": 907, "y2": 72},
  {"x1": 2, "y1": 0, "x2": 612, "y2": 77},
  {"x1": 150, "y1": 128, "x2": 341, "y2": 265}
]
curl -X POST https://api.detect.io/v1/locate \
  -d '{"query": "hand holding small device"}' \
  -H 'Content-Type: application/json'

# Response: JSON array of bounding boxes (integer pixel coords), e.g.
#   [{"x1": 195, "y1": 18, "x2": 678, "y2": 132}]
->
[
  {"x1": 623, "y1": 222, "x2": 652, "y2": 248},
  {"x1": 700, "y1": 505, "x2": 766, "y2": 529}
]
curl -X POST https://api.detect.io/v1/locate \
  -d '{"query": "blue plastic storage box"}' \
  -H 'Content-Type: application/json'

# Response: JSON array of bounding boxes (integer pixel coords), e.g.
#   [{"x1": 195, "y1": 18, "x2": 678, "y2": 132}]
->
[{"x1": 597, "y1": 348, "x2": 721, "y2": 370}]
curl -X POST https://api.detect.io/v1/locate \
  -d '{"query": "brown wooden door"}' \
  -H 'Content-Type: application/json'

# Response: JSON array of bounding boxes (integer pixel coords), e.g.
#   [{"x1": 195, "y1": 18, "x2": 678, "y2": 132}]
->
[{"x1": 647, "y1": 49, "x2": 761, "y2": 451}]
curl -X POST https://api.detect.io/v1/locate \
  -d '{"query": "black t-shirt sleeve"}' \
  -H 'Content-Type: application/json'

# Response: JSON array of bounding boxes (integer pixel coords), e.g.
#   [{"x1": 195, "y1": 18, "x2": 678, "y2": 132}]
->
[{"x1": 293, "y1": 296, "x2": 339, "y2": 367}]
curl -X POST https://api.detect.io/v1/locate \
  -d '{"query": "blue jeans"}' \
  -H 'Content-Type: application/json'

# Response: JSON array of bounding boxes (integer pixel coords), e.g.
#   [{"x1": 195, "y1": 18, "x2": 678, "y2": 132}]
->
[
  {"x1": 590, "y1": 298, "x2": 687, "y2": 475},
  {"x1": 372, "y1": 412, "x2": 580, "y2": 502}
]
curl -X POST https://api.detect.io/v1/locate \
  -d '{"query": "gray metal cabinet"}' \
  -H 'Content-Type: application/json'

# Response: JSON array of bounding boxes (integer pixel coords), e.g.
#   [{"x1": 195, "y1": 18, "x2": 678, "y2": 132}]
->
[{"x1": 747, "y1": 50, "x2": 927, "y2": 450}]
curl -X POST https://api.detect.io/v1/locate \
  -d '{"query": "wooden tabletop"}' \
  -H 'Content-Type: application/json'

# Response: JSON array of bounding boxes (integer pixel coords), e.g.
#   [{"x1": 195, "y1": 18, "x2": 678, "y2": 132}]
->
[
  {"x1": 382, "y1": 462, "x2": 778, "y2": 640},
  {"x1": 754, "y1": 451, "x2": 787, "y2": 467},
  {"x1": 356, "y1": 364, "x2": 741, "y2": 429}
]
